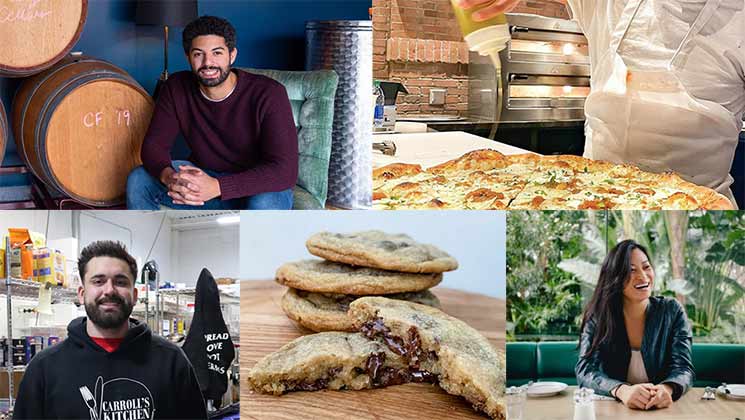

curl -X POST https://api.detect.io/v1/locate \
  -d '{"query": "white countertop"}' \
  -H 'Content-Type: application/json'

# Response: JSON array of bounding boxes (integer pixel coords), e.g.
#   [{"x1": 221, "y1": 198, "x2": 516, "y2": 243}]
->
[{"x1": 372, "y1": 131, "x2": 534, "y2": 169}]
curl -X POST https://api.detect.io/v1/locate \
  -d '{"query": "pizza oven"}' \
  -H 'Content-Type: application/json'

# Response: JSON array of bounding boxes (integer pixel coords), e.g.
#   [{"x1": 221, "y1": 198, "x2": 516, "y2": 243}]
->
[{"x1": 468, "y1": 13, "x2": 590, "y2": 123}]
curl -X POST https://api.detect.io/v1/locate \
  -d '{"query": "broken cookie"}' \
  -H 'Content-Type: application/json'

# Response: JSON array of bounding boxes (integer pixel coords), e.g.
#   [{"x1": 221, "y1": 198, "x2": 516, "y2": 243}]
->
[
  {"x1": 247, "y1": 332, "x2": 438, "y2": 395},
  {"x1": 349, "y1": 297, "x2": 506, "y2": 420}
]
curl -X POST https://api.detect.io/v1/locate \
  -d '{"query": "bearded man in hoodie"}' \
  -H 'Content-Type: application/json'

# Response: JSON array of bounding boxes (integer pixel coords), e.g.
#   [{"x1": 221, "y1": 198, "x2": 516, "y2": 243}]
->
[{"x1": 13, "y1": 241, "x2": 207, "y2": 420}]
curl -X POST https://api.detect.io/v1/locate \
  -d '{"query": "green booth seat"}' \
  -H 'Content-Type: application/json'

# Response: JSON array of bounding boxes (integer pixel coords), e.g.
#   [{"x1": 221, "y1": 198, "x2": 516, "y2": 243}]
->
[
  {"x1": 536, "y1": 341, "x2": 580, "y2": 385},
  {"x1": 243, "y1": 68, "x2": 339, "y2": 210},
  {"x1": 507, "y1": 341, "x2": 745, "y2": 387},
  {"x1": 691, "y1": 343, "x2": 745, "y2": 387},
  {"x1": 506, "y1": 342, "x2": 537, "y2": 387}
]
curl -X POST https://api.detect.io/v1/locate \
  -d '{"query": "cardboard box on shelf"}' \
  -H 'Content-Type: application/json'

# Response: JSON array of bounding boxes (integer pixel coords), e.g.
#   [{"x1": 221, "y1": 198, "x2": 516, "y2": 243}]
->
[
  {"x1": 33, "y1": 248, "x2": 67, "y2": 287},
  {"x1": 2, "y1": 228, "x2": 47, "y2": 280},
  {"x1": 48, "y1": 237, "x2": 78, "y2": 287},
  {"x1": 9, "y1": 247, "x2": 22, "y2": 279},
  {"x1": 215, "y1": 277, "x2": 236, "y2": 285},
  {"x1": 21, "y1": 245, "x2": 34, "y2": 280}
]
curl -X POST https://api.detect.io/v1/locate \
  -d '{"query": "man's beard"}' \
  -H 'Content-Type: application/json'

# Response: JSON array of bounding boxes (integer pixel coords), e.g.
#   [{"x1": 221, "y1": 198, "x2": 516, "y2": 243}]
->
[
  {"x1": 195, "y1": 65, "x2": 231, "y2": 87},
  {"x1": 85, "y1": 294, "x2": 133, "y2": 330}
]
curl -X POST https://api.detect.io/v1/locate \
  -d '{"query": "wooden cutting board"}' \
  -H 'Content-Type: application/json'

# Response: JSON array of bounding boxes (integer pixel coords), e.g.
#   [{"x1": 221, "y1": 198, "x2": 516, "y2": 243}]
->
[{"x1": 240, "y1": 280, "x2": 505, "y2": 420}]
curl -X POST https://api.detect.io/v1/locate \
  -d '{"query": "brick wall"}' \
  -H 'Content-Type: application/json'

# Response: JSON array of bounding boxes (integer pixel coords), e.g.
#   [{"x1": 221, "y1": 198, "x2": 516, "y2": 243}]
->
[{"x1": 373, "y1": 0, "x2": 570, "y2": 116}]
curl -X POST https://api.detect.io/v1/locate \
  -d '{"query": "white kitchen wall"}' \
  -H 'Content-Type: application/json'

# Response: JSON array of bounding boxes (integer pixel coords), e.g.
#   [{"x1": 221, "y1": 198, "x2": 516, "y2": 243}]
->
[
  {"x1": 0, "y1": 210, "x2": 74, "y2": 240},
  {"x1": 171, "y1": 225, "x2": 240, "y2": 286},
  {"x1": 240, "y1": 211, "x2": 506, "y2": 298},
  {"x1": 77, "y1": 211, "x2": 173, "y2": 282}
]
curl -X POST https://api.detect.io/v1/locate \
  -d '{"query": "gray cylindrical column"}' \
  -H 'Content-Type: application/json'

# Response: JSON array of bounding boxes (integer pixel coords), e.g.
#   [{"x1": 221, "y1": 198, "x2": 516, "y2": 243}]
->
[{"x1": 306, "y1": 20, "x2": 372, "y2": 209}]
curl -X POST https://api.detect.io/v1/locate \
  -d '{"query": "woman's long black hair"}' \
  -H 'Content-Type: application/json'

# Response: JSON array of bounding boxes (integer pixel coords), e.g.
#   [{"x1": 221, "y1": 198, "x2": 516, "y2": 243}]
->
[{"x1": 579, "y1": 239, "x2": 652, "y2": 358}]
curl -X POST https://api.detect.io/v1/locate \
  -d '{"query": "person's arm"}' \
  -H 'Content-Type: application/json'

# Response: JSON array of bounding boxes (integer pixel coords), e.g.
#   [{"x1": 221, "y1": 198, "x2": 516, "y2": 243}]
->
[
  {"x1": 215, "y1": 84, "x2": 299, "y2": 200},
  {"x1": 454, "y1": 0, "x2": 568, "y2": 21},
  {"x1": 575, "y1": 318, "x2": 626, "y2": 397},
  {"x1": 659, "y1": 299, "x2": 694, "y2": 401},
  {"x1": 141, "y1": 81, "x2": 182, "y2": 184},
  {"x1": 12, "y1": 360, "x2": 45, "y2": 419},
  {"x1": 575, "y1": 318, "x2": 655, "y2": 410}
]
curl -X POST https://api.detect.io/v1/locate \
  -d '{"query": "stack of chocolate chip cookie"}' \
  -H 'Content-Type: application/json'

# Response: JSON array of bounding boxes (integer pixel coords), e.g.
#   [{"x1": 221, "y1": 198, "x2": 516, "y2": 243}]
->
[
  {"x1": 275, "y1": 230, "x2": 458, "y2": 332},
  {"x1": 248, "y1": 231, "x2": 506, "y2": 420}
]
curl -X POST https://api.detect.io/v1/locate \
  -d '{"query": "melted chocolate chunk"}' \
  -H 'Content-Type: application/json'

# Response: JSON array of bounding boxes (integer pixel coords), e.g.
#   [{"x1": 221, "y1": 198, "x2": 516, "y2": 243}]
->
[
  {"x1": 365, "y1": 352, "x2": 386, "y2": 382},
  {"x1": 410, "y1": 370, "x2": 438, "y2": 384},
  {"x1": 361, "y1": 351, "x2": 439, "y2": 388},
  {"x1": 360, "y1": 318, "x2": 389, "y2": 338},
  {"x1": 361, "y1": 318, "x2": 408, "y2": 356},
  {"x1": 285, "y1": 377, "x2": 328, "y2": 392},
  {"x1": 377, "y1": 367, "x2": 411, "y2": 386},
  {"x1": 407, "y1": 327, "x2": 424, "y2": 368},
  {"x1": 382, "y1": 335, "x2": 407, "y2": 356},
  {"x1": 364, "y1": 352, "x2": 412, "y2": 386},
  {"x1": 283, "y1": 367, "x2": 342, "y2": 392}
]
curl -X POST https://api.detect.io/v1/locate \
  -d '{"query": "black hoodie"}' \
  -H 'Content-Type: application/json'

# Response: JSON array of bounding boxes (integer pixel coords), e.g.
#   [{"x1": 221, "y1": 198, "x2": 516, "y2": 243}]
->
[
  {"x1": 182, "y1": 268, "x2": 235, "y2": 407},
  {"x1": 13, "y1": 317, "x2": 207, "y2": 420}
]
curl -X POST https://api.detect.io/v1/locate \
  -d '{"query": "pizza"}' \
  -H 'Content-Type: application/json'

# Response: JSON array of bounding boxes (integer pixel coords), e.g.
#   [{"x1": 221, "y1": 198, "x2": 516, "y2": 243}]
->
[{"x1": 372, "y1": 149, "x2": 734, "y2": 210}]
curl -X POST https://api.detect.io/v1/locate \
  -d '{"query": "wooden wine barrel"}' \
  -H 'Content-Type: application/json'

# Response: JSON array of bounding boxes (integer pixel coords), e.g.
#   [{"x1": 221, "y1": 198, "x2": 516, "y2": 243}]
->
[
  {"x1": 0, "y1": 0, "x2": 88, "y2": 77},
  {"x1": 12, "y1": 55, "x2": 154, "y2": 206},
  {"x1": 0, "y1": 99, "x2": 6, "y2": 165}
]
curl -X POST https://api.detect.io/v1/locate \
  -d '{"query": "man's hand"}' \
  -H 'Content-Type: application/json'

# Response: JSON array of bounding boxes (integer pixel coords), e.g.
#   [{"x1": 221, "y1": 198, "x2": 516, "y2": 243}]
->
[
  {"x1": 645, "y1": 384, "x2": 673, "y2": 410},
  {"x1": 168, "y1": 165, "x2": 221, "y2": 205},
  {"x1": 159, "y1": 167, "x2": 179, "y2": 189},
  {"x1": 615, "y1": 383, "x2": 655, "y2": 410},
  {"x1": 453, "y1": 0, "x2": 522, "y2": 21}
]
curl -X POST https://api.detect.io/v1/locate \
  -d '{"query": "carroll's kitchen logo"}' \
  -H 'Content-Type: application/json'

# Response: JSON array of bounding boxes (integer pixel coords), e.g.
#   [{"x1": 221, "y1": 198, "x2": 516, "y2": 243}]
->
[{"x1": 79, "y1": 376, "x2": 155, "y2": 420}]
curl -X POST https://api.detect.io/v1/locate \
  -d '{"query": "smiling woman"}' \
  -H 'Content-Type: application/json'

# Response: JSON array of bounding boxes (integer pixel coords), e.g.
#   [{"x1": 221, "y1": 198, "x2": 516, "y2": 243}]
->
[{"x1": 575, "y1": 240, "x2": 694, "y2": 411}]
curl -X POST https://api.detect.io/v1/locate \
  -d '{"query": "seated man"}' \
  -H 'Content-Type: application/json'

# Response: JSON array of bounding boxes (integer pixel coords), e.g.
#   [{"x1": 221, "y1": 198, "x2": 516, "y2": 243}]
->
[
  {"x1": 13, "y1": 241, "x2": 207, "y2": 419},
  {"x1": 127, "y1": 16, "x2": 298, "y2": 210}
]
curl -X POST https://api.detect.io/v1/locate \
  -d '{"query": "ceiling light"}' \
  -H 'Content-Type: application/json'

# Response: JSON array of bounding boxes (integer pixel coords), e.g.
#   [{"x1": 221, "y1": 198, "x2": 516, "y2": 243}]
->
[{"x1": 216, "y1": 215, "x2": 240, "y2": 225}]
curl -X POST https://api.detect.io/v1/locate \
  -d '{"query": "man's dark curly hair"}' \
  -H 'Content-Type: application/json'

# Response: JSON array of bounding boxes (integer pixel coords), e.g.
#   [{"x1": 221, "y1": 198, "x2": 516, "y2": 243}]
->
[
  {"x1": 78, "y1": 240, "x2": 138, "y2": 283},
  {"x1": 182, "y1": 16, "x2": 236, "y2": 54}
]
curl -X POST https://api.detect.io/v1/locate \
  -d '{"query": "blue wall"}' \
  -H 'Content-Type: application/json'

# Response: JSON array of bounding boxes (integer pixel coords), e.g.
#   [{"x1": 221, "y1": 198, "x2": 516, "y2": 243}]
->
[{"x1": 0, "y1": 0, "x2": 369, "y2": 197}]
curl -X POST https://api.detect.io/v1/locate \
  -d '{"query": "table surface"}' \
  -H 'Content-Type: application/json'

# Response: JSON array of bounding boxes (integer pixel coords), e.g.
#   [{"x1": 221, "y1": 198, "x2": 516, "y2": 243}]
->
[
  {"x1": 372, "y1": 131, "x2": 533, "y2": 169},
  {"x1": 522, "y1": 386, "x2": 743, "y2": 420},
  {"x1": 240, "y1": 280, "x2": 505, "y2": 420}
]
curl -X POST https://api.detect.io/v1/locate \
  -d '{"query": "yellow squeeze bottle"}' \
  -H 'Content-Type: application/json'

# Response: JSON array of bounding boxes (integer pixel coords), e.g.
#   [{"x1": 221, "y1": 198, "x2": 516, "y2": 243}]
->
[
  {"x1": 450, "y1": 0, "x2": 511, "y2": 66},
  {"x1": 451, "y1": 1, "x2": 510, "y2": 134}
]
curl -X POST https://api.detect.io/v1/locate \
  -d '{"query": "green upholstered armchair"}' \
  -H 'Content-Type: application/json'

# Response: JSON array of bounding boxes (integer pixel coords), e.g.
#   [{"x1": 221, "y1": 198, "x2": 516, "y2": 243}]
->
[{"x1": 243, "y1": 68, "x2": 338, "y2": 209}]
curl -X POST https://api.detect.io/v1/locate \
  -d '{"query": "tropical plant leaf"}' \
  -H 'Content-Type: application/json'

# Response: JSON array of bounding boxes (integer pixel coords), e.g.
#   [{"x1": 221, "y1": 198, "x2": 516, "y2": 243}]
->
[
  {"x1": 667, "y1": 278, "x2": 694, "y2": 296},
  {"x1": 558, "y1": 258, "x2": 600, "y2": 286},
  {"x1": 582, "y1": 224, "x2": 606, "y2": 262}
]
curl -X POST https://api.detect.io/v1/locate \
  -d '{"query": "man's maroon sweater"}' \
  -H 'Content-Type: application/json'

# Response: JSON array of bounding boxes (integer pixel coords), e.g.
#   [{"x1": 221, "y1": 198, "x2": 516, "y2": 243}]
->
[{"x1": 141, "y1": 69, "x2": 299, "y2": 200}]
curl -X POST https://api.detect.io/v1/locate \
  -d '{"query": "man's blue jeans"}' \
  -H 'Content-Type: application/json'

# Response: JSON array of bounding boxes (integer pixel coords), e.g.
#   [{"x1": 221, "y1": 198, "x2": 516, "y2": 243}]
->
[{"x1": 126, "y1": 161, "x2": 293, "y2": 210}]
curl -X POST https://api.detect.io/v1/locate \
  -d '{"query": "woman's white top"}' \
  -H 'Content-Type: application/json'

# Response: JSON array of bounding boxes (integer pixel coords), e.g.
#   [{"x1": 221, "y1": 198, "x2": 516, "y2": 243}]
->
[{"x1": 627, "y1": 349, "x2": 650, "y2": 384}]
